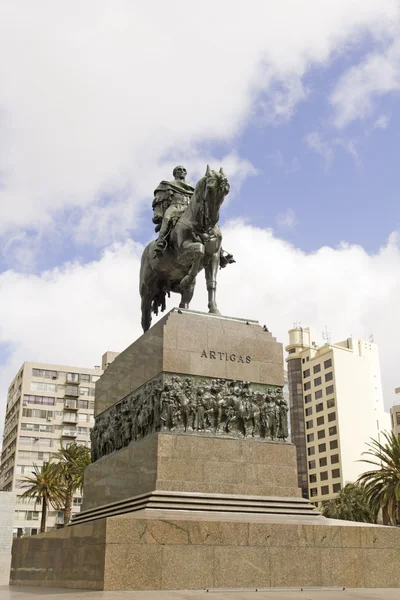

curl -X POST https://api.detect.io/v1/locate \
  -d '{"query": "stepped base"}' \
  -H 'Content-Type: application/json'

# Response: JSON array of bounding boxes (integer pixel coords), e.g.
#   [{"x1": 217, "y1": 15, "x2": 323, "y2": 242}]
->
[
  {"x1": 10, "y1": 510, "x2": 400, "y2": 590},
  {"x1": 72, "y1": 490, "x2": 321, "y2": 524}
]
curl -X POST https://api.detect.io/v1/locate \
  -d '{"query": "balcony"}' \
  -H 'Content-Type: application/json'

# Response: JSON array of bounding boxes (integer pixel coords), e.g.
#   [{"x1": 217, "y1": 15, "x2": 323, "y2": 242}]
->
[
  {"x1": 61, "y1": 429, "x2": 77, "y2": 438},
  {"x1": 64, "y1": 386, "x2": 79, "y2": 398},
  {"x1": 63, "y1": 413, "x2": 77, "y2": 424},
  {"x1": 64, "y1": 399, "x2": 78, "y2": 410}
]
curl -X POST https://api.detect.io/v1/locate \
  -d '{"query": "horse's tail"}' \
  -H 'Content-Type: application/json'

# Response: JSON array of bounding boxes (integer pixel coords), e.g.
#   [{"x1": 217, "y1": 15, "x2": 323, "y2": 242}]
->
[{"x1": 139, "y1": 242, "x2": 169, "y2": 331}]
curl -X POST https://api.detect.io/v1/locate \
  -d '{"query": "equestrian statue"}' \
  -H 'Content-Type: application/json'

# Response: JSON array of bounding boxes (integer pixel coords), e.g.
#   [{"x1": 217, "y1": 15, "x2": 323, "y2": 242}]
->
[{"x1": 139, "y1": 165, "x2": 235, "y2": 332}]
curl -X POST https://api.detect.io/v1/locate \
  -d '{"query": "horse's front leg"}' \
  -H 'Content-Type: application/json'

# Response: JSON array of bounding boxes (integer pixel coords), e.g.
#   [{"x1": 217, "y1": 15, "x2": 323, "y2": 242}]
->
[
  {"x1": 204, "y1": 250, "x2": 221, "y2": 314},
  {"x1": 179, "y1": 240, "x2": 205, "y2": 290}
]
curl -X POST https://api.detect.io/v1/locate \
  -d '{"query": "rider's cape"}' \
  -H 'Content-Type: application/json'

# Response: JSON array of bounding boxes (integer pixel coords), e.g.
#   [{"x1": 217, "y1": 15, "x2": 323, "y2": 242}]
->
[{"x1": 152, "y1": 179, "x2": 195, "y2": 211}]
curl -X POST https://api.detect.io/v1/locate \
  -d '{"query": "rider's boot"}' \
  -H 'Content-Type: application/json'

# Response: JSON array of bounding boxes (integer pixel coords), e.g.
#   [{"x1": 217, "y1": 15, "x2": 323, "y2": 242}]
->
[{"x1": 153, "y1": 219, "x2": 170, "y2": 257}]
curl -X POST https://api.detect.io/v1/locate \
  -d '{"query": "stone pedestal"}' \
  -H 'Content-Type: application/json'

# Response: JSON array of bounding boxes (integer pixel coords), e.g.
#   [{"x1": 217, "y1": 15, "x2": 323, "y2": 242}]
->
[{"x1": 10, "y1": 310, "x2": 400, "y2": 590}]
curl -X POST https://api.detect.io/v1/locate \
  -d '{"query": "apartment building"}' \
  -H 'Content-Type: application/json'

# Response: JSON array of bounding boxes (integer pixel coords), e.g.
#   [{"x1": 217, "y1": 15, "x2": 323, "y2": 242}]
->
[
  {"x1": 390, "y1": 387, "x2": 400, "y2": 436},
  {"x1": 0, "y1": 361, "x2": 102, "y2": 536},
  {"x1": 286, "y1": 327, "x2": 390, "y2": 503}
]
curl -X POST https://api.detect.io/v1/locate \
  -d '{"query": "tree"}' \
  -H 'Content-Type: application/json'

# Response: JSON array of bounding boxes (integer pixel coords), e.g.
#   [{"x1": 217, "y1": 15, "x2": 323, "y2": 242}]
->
[
  {"x1": 322, "y1": 483, "x2": 377, "y2": 523},
  {"x1": 51, "y1": 442, "x2": 91, "y2": 525},
  {"x1": 357, "y1": 431, "x2": 400, "y2": 526},
  {"x1": 19, "y1": 462, "x2": 65, "y2": 533}
]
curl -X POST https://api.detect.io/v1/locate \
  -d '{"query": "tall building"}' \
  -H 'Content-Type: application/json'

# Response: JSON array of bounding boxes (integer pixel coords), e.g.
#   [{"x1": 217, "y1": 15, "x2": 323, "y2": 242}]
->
[
  {"x1": 390, "y1": 387, "x2": 400, "y2": 436},
  {"x1": 0, "y1": 361, "x2": 102, "y2": 536},
  {"x1": 286, "y1": 327, "x2": 390, "y2": 503}
]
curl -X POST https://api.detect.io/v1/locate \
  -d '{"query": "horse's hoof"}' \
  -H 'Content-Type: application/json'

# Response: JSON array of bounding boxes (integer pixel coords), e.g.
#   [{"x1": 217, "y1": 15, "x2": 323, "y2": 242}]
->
[{"x1": 209, "y1": 307, "x2": 221, "y2": 315}]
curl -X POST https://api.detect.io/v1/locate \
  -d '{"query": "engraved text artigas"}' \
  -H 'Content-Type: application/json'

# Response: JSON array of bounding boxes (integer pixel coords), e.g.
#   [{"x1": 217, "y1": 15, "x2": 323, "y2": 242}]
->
[{"x1": 200, "y1": 350, "x2": 251, "y2": 363}]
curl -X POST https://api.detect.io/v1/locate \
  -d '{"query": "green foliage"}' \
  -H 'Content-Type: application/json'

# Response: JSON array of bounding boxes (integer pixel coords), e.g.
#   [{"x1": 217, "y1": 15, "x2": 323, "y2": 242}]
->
[
  {"x1": 321, "y1": 483, "x2": 377, "y2": 523},
  {"x1": 51, "y1": 442, "x2": 91, "y2": 524},
  {"x1": 19, "y1": 462, "x2": 65, "y2": 532},
  {"x1": 357, "y1": 431, "x2": 400, "y2": 526}
]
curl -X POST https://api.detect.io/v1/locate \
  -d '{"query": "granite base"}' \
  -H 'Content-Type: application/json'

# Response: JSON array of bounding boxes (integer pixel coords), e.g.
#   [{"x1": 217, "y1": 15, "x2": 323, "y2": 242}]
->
[{"x1": 10, "y1": 510, "x2": 400, "y2": 590}]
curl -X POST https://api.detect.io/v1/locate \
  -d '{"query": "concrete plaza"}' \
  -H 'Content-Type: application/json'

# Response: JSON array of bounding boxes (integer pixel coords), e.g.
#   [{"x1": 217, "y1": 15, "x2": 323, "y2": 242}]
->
[{"x1": 1, "y1": 587, "x2": 400, "y2": 600}]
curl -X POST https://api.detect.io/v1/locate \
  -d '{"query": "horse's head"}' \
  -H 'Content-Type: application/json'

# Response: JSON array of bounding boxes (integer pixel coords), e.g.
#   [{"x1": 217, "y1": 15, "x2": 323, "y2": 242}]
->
[{"x1": 203, "y1": 164, "x2": 230, "y2": 201}]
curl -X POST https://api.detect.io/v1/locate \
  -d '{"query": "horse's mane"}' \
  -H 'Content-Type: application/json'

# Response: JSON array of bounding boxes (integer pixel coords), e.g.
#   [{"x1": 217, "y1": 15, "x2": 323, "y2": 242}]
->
[{"x1": 192, "y1": 175, "x2": 207, "y2": 201}]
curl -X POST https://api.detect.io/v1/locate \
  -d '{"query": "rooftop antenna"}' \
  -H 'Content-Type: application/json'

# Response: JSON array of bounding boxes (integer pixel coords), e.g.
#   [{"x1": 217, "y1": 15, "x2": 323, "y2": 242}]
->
[
  {"x1": 293, "y1": 321, "x2": 301, "y2": 329},
  {"x1": 322, "y1": 325, "x2": 331, "y2": 345},
  {"x1": 369, "y1": 334, "x2": 374, "y2": 343}
]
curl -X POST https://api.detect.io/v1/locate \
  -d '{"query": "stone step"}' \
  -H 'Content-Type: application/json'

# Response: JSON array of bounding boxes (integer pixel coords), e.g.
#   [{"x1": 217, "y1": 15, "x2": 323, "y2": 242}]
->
[{"x1": 71, "y1": 490, "x2": 321, "y2": 525}]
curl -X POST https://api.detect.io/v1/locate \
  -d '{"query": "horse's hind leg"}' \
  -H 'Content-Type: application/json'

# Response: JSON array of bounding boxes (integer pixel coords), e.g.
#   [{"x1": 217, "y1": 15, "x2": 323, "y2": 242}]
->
[{"x1": 141, "y1": 295, "x2": 152, "y2": 332}]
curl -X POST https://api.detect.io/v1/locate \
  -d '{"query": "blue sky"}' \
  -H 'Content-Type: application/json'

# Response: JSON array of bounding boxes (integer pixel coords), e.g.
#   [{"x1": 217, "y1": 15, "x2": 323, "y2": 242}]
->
[{"x1": 1, "y1": 2, "x2": 400, "y2": 432}]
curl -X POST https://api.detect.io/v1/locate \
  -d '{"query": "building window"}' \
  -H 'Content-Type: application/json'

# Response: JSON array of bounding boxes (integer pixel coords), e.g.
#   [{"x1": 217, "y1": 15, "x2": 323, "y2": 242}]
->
[
  {"x1": 302, "y1": 358, "x2": 305, "y2": 364},
  {"x1": 304, "y1": 382, "x2": 311, "y2": 391},
  {"x1": 329, "y1": 426, "x2": 337, "y2": 436},
  {"x1": 318, "y1": 443, "x2": 326, "y2": 453},
  {"x1": 308, "y1": 447, "x2": 315, "y2": 456},
  {"x1": 79, "y1": 400, "x2": 89, "y2": 409},
  {"x1": 309, "y1": 474, "x2": 317, "y2": 483},
  {"x1": 310, "y1": 488, "x2": 317, "y2": 497},
  {"x1": 21, "y1": 423, "x2": 53, "y2": 433},
  {"x1": 326, "y1": 385, "x2": 334, "y2": 395},
  {"x1": 304, "y1": 394, "x2": 312, "y2": 404},
  {"x1": 330, "y1": 439, "x2": 338, "y2": 450},
  {"x1": 32, "y1": 369, "x2": 57, "y2": 379},
  {"x1": 332, "y1": 468, "x2": 340, "y2": 478},
  {"x1": 317, "y1": 429, "x2": 326, "y2": 439},
  {"x1": 327, "y1": 398, "x2": 335, "y2": 409},
  {"x1": 30, "y1": 382, "x2": 56, "y2": 393},
  {"x1": 314, "y1": 376, "x2": 322, "y2": 387},
  {"x1": 319, "y1": 457, "x2": 327, "y2": 467},
  {"x1": 316, "y1": 416, "x2": 324, "y2": 426},
  {"x1": 307, "y1": 433, "x2": 314, "y2": 443},
  {"x1": 321, "y1": 485, "x2": 329, "y2": 495},
  {"x1": 73, "y1": 497, "x2": 83, "y2": 506},
  {"x1": 288, "y1": 348, "x2": 296, "y2": 354},
  {"x1": 313, "y1": 364, "x2": 321, "y2": 374},
  {"x1": 303, "y1": 369, "x2": 310, "y2": 378},
  {"x1": 320, "y1": 471, "x2": 328, "y2": 481},
  {"x1": 315, "y1": 390, "x2": 323, "y2": 400},
  {"x1": 305, "y1": 407, "x2": 313, "y2": 417},
  {"x1": 306, "y1": 356, "x2": 310, "y2": 362},
  {"x1": 316, "y1": 402, "x2": 323, "y2": 412},
  {"x1": 325, "y1": 372, "x2": 333, "y2": 382},
  {"x1": 333, "y1": 483, "x2": 341, "y2": 493},
  {"x1": 324, "y1": 359, "x2": 332, "y2": 369},
  {"x1": 80, "y1": 374, "x2": 90, "y2": 382},
  {"x1": 306, "y1": 420, "x2": 313, "y2": 429},
  {"x1": 79, "y1": 387, "x2": 89, "y2": 396},
  {"x1": 67, "y1": 373, "x2": 80, "y2": 383},
  {"x1": 308, "y1": 460, "x2": 316, "y2": 470},
  {"x1": 396, "y1": 412, "x2": 400, "y2": 426},
  {"x1": 328, "y1": 412, "x2": 336, "y2": 422},
  {"x1": 331, "y1": 454, "x2": 340, "y2": 464},
  {"x1": 24, "y1": 394, "x2": 55, "y2": 406}
]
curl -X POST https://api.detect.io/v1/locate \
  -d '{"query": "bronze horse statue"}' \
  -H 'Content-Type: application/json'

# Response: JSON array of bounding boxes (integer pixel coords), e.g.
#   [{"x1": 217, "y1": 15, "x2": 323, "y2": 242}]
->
[{"x1": 139, "y1": 166, "x2": 230, "y2": 331}]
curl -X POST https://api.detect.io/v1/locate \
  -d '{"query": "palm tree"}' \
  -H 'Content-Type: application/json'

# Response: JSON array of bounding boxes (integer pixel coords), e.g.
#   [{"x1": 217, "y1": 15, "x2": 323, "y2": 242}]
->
[
  {"x1": 322, "y1": 483, "x2": 377, "y2": 523},
  {"x1": 19, "y1": 462, "x2": 65, "y2": 533},
  {"x1": 357, "y1": 430, "x2": 400, "y2": 526},
  {"x1": 51, "y1": 442, "x2": 91, "y2": 525}
]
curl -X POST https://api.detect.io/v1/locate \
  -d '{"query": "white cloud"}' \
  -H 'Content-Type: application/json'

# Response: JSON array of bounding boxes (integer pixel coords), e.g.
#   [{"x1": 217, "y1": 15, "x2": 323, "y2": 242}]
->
[
  {"x1": 373, "y1": 114, "x2": 391, "y2": 129},
  {"x1": 275, "y1": 208, "x2": 298, "y2": 229},
  {"x1": 1, "y1": 224, "x2": 400, "y2": 437},
  {"x1": 331, "y1": 38, "x2": 400, "y2": 128},
  {"x1": 0, "y1": 1, "x2": 399, "y2": 241},
  {"x1": 305, "y1": 132, "x2": 361, "y2": 168},
  {"x1": 305, "y1": 132, "x2": 334, "y2": 168},
  {"x1": 269, "y1": 151, "x2": 300, "y2": 174}
]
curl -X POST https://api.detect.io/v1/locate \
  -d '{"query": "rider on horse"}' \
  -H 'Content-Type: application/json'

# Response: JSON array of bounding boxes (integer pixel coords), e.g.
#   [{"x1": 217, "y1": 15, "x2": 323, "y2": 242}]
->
[
  {"x1": 152, "y1": 165, "x2": 194, "y2": 257},
  {"x1": 152, "y1": 165, "x2": 235, "y2": 267}
]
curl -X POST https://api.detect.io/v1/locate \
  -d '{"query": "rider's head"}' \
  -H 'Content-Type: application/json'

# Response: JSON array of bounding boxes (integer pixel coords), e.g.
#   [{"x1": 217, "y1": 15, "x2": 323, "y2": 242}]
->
[{"x1": 173, "y1": 165, "x2": 187, "y2": 181}]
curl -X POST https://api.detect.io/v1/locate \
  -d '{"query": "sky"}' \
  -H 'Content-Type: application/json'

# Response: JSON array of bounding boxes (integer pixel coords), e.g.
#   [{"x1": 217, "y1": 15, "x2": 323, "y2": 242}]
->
[{"x1": 1, "y1": 1, "x2": 400, "y2": 436}]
